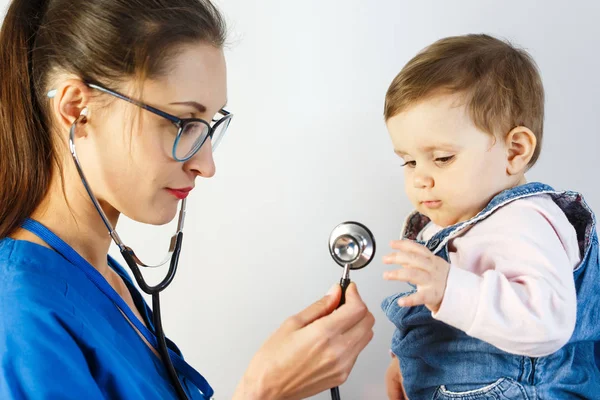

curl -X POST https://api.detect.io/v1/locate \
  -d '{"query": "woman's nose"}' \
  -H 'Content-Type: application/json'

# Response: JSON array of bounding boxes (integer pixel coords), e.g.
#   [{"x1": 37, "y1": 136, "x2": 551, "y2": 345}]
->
[{"x1": 184, "y1": 140, "x2": 216, "y2": 178}]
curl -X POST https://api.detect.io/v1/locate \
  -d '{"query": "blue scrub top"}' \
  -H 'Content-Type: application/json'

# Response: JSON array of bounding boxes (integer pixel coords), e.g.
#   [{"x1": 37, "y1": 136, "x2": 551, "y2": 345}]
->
[{"x1": 0, "y1": 236, "x2": 211, "y2": 399}]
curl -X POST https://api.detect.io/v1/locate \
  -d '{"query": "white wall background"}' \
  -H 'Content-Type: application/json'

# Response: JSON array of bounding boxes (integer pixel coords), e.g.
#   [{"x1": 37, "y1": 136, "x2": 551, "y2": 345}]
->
[{"x1": 3, "y1": 0, "x2": 600, "y2": 399}]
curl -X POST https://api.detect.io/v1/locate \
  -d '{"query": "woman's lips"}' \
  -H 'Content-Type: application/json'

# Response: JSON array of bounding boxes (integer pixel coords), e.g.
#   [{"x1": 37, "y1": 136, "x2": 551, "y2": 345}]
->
[{"x1": 166, "y1": 187, "x2": 193, "y2": 200}]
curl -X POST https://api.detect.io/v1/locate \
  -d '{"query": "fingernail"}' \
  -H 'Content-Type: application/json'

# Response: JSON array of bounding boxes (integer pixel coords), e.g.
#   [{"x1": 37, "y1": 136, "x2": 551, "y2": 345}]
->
[
  {"x1": 326, "y1": 284, "x2": 338, "y2": 296},
  {"x1": 398, "y1": 298, "x2": 406, "y2": 306}
]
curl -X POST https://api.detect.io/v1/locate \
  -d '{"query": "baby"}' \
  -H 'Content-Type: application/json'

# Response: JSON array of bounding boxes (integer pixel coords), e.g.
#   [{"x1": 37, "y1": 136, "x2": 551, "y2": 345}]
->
[{"x1": 380, "y1": 34, "x2": 599, "y2": 399}]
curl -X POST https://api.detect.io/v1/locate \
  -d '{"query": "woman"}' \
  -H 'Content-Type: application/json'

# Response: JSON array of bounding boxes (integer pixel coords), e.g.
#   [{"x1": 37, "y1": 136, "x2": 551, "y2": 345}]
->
[{"x1": 0, "y1": 0, "x2": 375, "y2": 399}]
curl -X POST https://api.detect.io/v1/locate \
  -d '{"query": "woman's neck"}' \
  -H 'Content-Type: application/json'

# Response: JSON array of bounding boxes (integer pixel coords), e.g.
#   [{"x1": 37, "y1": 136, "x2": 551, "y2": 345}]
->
[{"x1": 11, "y1": 170, "x2": 119, "y2": 278}]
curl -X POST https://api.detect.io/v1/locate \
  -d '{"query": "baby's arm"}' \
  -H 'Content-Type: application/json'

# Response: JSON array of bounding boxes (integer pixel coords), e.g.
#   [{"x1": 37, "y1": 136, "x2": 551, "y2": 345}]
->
[{"x1": 431, "y1": 197, "x2": 578, "y2": 357}]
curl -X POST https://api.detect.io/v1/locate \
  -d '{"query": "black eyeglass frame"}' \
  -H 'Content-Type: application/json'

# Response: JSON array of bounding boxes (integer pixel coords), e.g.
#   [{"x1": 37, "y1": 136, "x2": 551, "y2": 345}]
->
[{"x1": 49, "y1": 82, "x2": 232, "y2": 162}]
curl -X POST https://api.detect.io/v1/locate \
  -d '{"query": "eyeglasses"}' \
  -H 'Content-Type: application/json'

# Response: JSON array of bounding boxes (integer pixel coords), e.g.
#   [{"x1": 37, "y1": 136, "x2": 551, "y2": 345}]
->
[{"x1": 48, "y1": 83, "x2": 233, "y2": 162}]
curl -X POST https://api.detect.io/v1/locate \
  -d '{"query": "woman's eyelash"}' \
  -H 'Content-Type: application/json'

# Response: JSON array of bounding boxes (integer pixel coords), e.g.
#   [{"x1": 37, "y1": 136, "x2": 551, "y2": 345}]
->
[{"x1": 401, "y1": 160, "x2": 416, "y2": 167}]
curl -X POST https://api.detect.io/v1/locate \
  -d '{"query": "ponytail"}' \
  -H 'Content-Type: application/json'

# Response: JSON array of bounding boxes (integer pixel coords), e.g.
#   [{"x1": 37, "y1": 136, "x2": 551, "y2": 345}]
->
[{"x1": 0, "y1": 0, "x2": 52, "y2": 238}]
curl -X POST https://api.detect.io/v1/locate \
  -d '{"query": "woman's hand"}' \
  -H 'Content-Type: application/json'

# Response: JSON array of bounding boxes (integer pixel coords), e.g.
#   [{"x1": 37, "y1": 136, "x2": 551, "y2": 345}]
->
[
  {"x1": 233, "y1": 283, "x2": 374, "y2": 400},
  {"x1": 385, "y1": 353, "x2": 407, "y2": 400}
]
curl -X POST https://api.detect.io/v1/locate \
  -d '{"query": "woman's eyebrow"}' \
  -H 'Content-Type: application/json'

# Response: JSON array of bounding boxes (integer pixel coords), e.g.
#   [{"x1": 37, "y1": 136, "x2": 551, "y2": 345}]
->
[
  {"x1": 168, "y1": 100, "x2": 229, "y2": 113},
  {"x1": 169, "y1": 101, "x2": 206, "y2": 113}
]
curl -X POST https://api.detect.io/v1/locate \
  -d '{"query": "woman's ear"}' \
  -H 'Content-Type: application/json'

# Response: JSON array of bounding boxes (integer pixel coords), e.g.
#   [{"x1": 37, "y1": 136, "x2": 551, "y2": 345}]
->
[
  {"x1": 49, "y1": 79, "x2": 92, "y2": 136},
  {"x1": 505, "y1": 126, "x2": 537, "y2": 175}
]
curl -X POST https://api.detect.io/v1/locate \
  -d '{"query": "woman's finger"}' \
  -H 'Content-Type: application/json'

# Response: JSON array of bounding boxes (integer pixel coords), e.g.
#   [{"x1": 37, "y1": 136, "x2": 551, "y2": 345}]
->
[
  {"x1": 343, "y1": 323, "x2": 374, "y2": 375},
  {"x1": 284, "y1": 285, "x2": 341, "y2": 331},
  {"x1": 318, "y1": 283, "x2": 369, "y2": 335},
  {"x1": 339, "y1": 308, "x2": 375, "y2": 348},
  {"x1": 331, "y1": 316, "x2": 374, "y2": 384}
]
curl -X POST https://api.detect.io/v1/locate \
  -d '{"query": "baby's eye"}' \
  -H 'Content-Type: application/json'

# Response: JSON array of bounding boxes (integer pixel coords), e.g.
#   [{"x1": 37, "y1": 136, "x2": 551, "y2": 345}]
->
[
  {"x1": 401, "y1": 160, "x2": 416, "y2": 168},
  {"x1": 434, "y1": 155, "x2": 455, "y2": 165}
]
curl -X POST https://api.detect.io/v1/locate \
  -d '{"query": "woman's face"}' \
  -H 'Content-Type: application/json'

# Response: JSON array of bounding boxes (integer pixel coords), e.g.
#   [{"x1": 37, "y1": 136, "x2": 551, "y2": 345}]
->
[{"x1": 72, "y1": 42, "x2": 228, "y2": 225}]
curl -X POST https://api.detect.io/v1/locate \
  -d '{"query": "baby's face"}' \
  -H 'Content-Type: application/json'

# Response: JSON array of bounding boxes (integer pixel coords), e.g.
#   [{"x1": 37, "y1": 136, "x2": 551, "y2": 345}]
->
[{"x1": 387, "y1": 92, "x2": 514, "y2": 227}]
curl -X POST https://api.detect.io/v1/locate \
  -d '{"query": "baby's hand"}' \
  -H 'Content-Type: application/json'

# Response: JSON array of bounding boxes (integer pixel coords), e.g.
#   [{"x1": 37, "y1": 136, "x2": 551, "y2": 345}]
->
[{"x1": 383, "y1": 240, "x2": 450, "y2": 313}]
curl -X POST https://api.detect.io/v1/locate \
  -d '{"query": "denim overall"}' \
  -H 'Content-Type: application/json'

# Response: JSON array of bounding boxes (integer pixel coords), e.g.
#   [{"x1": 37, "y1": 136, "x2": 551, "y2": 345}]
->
[{"x1": 382, "y1": 182, "x2": 600, "y2": 399}]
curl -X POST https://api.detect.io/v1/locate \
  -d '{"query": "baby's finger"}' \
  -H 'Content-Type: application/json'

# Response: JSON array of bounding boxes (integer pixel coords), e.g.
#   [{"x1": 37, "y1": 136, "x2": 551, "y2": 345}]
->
[
  {"x1": 384, "y1": 251, "x2": 434, "y2": 271},
  {"x1": 397, "y1": 290, "x2": 426, "y2": 307},
  {"x1": 390, "y1": 240, "x2": 432, "y2": 256},
  {"x1": 384, "y1": 268, "x2": 429, "y2": 285},
  {"x1": 382, "y1": 252, "x2": 403, "y2": 265}
]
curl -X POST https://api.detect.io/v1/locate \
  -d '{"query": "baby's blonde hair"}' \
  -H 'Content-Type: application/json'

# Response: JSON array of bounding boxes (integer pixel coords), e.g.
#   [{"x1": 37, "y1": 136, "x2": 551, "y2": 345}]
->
[{"x1": 384, "y1": 34, "x2": 545, "y2": 166}]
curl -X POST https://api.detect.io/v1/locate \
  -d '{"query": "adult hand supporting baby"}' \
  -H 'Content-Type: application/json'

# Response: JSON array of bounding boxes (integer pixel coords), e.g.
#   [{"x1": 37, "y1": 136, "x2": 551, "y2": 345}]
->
[
  {"x1": 232, "y1": 282, "x2": 375, "y2": 400},
  {"x1": 385, "y1": 353, "x2": 408, "y2": 400},
  {"x1": 383, "y1": 240, "x2": 451, "y2": 312}
]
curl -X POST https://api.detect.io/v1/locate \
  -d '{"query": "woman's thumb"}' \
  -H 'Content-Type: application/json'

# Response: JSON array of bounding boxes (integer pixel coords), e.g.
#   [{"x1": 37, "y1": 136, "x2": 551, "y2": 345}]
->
[{"x1": 288, "y1": 284, "x2": 341, "y2": 329}]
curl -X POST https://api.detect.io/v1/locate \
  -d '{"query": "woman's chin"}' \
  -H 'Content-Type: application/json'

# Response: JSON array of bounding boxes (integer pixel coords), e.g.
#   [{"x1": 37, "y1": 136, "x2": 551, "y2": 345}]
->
[{"x1": 123, "y1": 203, "x2": 179, "y2": 226}]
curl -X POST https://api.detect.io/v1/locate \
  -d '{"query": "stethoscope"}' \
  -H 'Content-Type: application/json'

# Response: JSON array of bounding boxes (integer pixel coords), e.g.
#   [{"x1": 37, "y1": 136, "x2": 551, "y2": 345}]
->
[
  {"x1": 70, "y1": 107, "x2": 376, "y2": 400},
  {"x1": 68, "y1": 110, "x2": 192, "y2": 400},
  {"x1": 327, "y1": 221, "x2": 376, "y2": 400}
]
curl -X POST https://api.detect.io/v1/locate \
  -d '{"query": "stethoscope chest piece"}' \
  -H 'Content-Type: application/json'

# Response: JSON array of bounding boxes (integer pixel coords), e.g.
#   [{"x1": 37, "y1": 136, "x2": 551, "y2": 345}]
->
[
  {"x1": 328, "y1": 221, "x2": 375, "y2": 270},
  {"x1": 327, "y1": 221, "x2": 375, "y2": 400}
]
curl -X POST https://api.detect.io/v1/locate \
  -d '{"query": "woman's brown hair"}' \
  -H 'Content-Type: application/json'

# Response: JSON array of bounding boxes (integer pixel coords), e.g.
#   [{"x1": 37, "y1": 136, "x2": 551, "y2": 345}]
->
[{"x1": 0, "y1": 0, "x2": 226, "y2": 238}]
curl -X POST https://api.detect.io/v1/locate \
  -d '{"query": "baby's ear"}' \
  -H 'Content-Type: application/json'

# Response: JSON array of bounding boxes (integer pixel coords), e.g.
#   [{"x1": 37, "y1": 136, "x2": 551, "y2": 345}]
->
[{"x1": 504, "y1": 126, "x2": 537, "y2": 175}]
